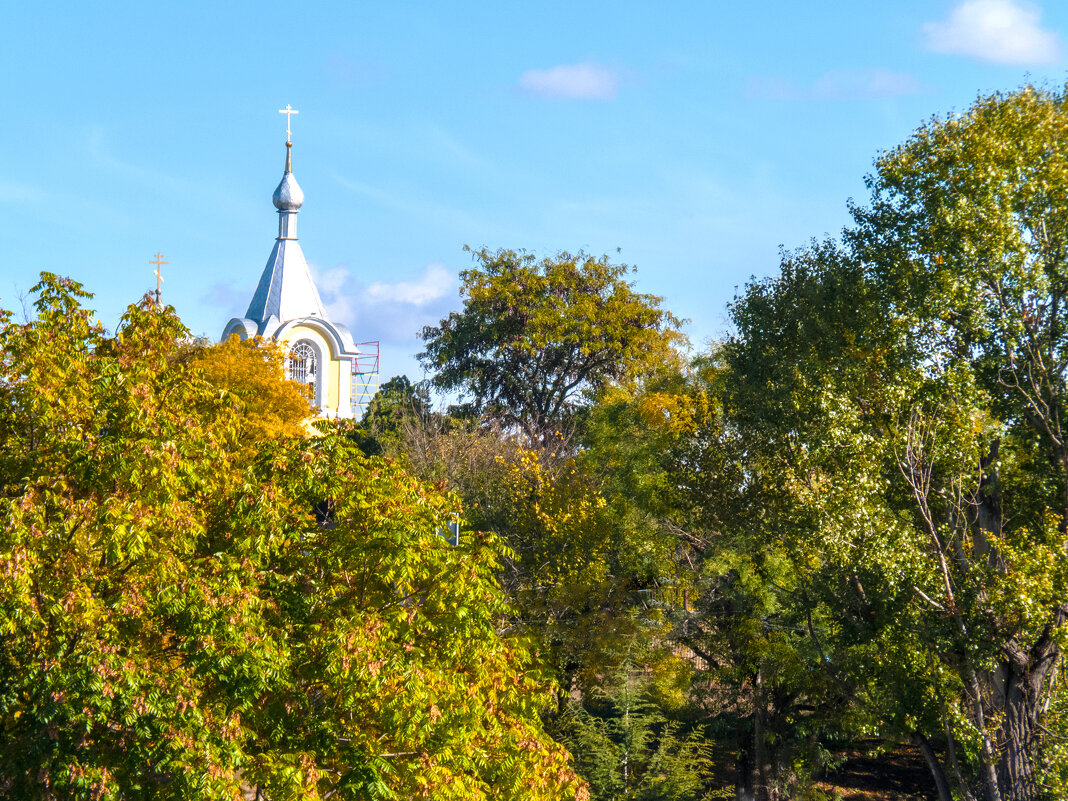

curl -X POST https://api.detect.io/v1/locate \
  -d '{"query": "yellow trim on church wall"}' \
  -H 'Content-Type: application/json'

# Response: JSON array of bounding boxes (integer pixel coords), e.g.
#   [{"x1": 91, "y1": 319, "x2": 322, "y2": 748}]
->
[{"x1": 327, "y1": 363, "x2": 340, "y2": 411}]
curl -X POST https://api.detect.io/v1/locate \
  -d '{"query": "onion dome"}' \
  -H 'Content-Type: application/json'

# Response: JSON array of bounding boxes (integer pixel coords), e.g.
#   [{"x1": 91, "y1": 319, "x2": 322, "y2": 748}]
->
[{"x1": 272, "y1": 143, "x2": 304, "y2": 210}]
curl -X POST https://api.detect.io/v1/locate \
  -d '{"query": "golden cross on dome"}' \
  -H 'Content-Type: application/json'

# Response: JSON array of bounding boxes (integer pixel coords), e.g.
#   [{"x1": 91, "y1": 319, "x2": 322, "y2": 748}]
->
[
  {"x1": 279, "y1": 104, "x2": 299, "y2": 144},
  {"x1": 150, "y1": 252, "x2": 168, "y2": 306}
]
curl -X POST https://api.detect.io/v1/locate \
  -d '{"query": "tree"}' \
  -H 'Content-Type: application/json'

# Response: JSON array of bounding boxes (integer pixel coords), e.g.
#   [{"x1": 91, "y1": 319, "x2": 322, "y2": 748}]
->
[
  {"x1": 553, "y1": 654, "x2": 714, "y2": 801},
  {"x1": 419, "y1": 248, "x2": 684, "y2": 447},
  {"x1": 726, "y1": 86, "x2": 1068, "y2": 801},
  {"x1": 184, "y1": 334, "x2": 313, "y2": 440},
  {"x1": 582, "y1": 354, "x2": 851, "y2": 799},
  {"x1": 343, "y1": 374, "x2": 434, "y2": 457},
  {"x1": 362, "y1": 368, "x2": 717, "y2": 798},
  {"x1": 0, "y1": 276, "x2": 586, "y2": 801}
]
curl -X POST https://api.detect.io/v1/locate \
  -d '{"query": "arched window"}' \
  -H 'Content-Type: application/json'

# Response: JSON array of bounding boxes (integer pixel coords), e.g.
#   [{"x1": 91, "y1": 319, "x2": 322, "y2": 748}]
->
[{"x1": 287, "y1": 340, "x2": 321, "y2": 406}]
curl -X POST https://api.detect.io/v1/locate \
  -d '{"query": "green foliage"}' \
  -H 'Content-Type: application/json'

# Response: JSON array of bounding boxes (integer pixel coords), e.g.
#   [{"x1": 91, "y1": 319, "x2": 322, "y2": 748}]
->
[
  {"x1": 585, "y1": 353, "x2": 852, "y2": 798},
  {"x1": 553, "y1": 659, "x2": 714, "y2": 801},
  {"x1": 489, "y1": 447, "x2": 646, "y2": 688},
  {"x1": 372, "y1": 412, "x2": 650, "y2": 689},
  {"x1": 349, "y1": 378, "x2": 671, "y2": 688},
  {"x1": 360, "y1": 373, "x2": 713, "y2": 796},
  {"x1": 0, "y1": 276, "x2": 585, "y2": 800},
  {"x1": 724, "y1": 85, "x2": 1068, "y2": 799},
  {"x1": 419, "y1": 247, "x2": 685, "y2": 445},
  {"x1": 345, "y1": 374, "x2": 433, "y2": 457}
]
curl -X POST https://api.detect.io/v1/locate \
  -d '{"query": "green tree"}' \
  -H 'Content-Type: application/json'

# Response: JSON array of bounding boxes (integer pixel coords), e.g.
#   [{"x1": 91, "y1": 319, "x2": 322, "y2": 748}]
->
[
  {"x1": 413, "y1": 247, "x2": 697, "y2": 797},
  {"x1": 0, "y1": 276, "x2": 586, "y2": 801},
  {"x1": 553, "y1": 655, "x2": 714, "y2": 801},
  {"x1": 419, "y1": 247, "x2": 684, "y2": 447},
  {"x1": 365, "y1": 369, "x2": 716, "y2": 797},
  {"x1": 726, "y1": 86, "x2": 1068, "y2": 801},
  {"x1": 584, "y1": 355, "x2": 845, "y2": 799},
  {"x1": 344, "y1": 374, "x2": 433, "y2": 457}
]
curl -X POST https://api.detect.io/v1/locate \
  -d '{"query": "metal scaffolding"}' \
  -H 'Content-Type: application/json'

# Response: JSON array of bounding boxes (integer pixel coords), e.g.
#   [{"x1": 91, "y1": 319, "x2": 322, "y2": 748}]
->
[{"x1": 350, "y1": 341, "x2": 380, "y2": 419}]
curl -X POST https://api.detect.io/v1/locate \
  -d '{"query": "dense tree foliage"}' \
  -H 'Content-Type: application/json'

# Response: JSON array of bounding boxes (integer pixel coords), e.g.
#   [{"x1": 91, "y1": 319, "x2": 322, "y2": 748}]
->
[
  {"x1": 0, "y1": 277, "x2": 584, "y2": 800},
  {"x1": 363, "y1": 373, "x2": 702, "y2": 797},
  {"x1": 724, "y1": 86, "x2": 1068, "y2": 800},
  {"x1": 401, "y1": 85, "x2": 1068, "y2": 801},
  {"x1": 184, "y1": 333, "x2": 313, "y2": 440},
  {"x1": 349, "y1": 399, "x2": 666, "y2": 698},
  {"x1": 553, "y1": 654, "x2": 714, "y2": 801},
  {"x1": 343, "y1": 374, "x2": 433, "y2": 457},
  {"x1": 419, "y1": 247, "x2": 684, "y2": 446}
]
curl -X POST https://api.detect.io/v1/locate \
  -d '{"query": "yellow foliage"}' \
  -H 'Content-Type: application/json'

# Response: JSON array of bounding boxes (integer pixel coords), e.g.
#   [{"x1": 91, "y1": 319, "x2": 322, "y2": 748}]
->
[
  {"x1": 185, "y1": 335, "x2": 312, "y2": 440},
  {"x1": 498, "y1": 448, "x2": 611, "y2": 589},
  {"x1": 637, "y1": 390, "x2": 710, "y2": 434}
]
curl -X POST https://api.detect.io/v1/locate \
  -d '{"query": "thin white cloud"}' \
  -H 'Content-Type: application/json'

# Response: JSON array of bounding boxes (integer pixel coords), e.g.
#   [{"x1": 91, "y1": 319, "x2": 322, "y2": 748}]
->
[
  {"x1": 88, "y1": 127, "x2": 188, "y2": 195},
  {"x1": 201, "y1": 280, "x2": 254, "y2": 311},
  {"x1": 922, "y1": 0, "x2": 1063, "y2": 65},
  {"x1": 365, "y1": 262, "x2": 453, "y2": 306},
  {"x1": 315, "y1": 265, "x2": 350, "y2": 296},
  {"x1": 331, "y1": 173, "x2": 489, "y2": 238},
  {"x1": 313, "y1": 261, "x2": 460, "y2": 344},
  {"x1": 517, "y1": 62, "x2": 619, "y2": 100},
  {"x1": 746, "y1": 68, "x2": 927, "y2": 101},
  {"x1": 425, "y1": 125, "x2": 493, "y2": 172},
  {"x1": 812, "y1": 68, "x2": 928, "y2": 100}
]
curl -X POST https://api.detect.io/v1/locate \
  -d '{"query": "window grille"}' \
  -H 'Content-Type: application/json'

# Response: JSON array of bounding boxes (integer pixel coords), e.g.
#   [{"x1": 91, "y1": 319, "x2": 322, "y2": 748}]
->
[{"x1": 288, "y1": 341, "x2": 316, "y2": 386}]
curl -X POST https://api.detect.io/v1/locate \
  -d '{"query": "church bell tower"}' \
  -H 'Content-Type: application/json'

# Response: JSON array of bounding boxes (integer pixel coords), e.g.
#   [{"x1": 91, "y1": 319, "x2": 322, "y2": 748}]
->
[{"x1": 221, "y1": 107, "x2": 361, "y2": 419}]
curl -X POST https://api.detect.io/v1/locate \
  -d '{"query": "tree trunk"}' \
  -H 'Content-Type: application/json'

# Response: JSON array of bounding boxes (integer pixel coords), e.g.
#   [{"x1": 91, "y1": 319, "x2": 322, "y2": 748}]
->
[
  {"x1": 913, "y1": 733, "x2": 954, "y2": 801},
  {"x1": 1000, "y1": 680, "x2": 1036, "y2": 801},
  {"x1": 998, "y1": 606, "x2": 1066, "y2": 801},
  {"x1": 754, "y1": 669, "x2": 769, "y2": 801},
  {"x1": 999, "y1": 650, "x2": 1051, "y2": 801},
  {"x1": 736, "y1": 729, "x2": 754, "y2": 801}
]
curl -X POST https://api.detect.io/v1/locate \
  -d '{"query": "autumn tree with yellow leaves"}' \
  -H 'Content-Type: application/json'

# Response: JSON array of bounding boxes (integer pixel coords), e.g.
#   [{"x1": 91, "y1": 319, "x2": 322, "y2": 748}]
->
[
  {"x1": 184, "y1": 334, "x2": 313, "y2": 440},
  {"x1": 0, "y1": 276, "x2": 586, "y2": 801}
]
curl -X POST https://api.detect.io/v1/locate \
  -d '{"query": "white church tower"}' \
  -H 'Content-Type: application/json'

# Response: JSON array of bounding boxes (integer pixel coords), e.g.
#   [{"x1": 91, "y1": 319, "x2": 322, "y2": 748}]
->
[{"x1": 222, "y1": 107, "x2": 361, "y2": 418}]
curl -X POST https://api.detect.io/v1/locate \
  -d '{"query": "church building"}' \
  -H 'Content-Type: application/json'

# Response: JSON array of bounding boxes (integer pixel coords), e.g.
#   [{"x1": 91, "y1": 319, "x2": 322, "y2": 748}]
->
[{"x1": 222, "y1": 113, "x2": 362, "y2": 419}]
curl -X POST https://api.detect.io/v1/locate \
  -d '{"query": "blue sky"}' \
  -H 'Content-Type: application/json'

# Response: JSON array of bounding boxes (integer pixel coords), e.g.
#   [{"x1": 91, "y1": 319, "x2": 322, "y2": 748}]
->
[{"x1": 3, "y1": 1, "x2": 1066, "y2": 382}]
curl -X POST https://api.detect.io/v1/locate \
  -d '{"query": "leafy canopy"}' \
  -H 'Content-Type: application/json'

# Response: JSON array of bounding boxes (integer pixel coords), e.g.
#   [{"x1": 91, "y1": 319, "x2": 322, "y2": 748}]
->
[
  {"x1": 184, "y1": 333, "x2": 313, "y2": 440},
  {"x1": 724, "y1": 85, "x2": 1068, "y2": 800},
  {"x1": 420, "y1": 247, "x2": 684, "y2": 445},
  {"x1": 0, "y1": 276, "x2": 586, "y2": 801}
]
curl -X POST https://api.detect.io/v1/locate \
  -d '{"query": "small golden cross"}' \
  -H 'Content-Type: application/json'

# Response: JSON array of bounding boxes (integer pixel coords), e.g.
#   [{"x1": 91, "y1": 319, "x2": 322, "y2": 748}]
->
[
  {"x1": 150, "y1": 252, "x2": 168, "y2": 306},
  {"x1": 279, "y1": 104, "x2": 299, "y2": 143}
]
